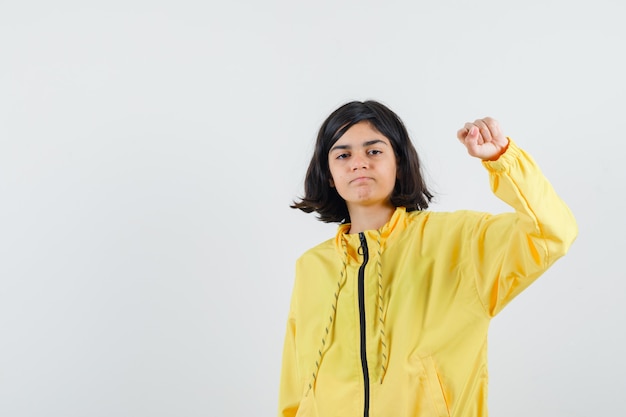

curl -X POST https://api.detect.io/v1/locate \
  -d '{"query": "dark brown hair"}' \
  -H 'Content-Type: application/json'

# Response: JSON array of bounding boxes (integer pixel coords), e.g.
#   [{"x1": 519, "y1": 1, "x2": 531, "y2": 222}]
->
[{"x1": 291, "y1": 100, "x2": 433, "y2": 223}]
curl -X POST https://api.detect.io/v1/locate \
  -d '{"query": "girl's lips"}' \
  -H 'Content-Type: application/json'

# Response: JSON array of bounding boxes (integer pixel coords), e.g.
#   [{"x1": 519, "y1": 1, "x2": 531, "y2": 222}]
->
[{"x1": 351, "y1": 176, "x2": 373, "y2": 184}]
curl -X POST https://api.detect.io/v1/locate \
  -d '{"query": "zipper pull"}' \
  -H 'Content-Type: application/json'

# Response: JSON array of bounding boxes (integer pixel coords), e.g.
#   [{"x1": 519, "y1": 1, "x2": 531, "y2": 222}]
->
[{"x1": 358, "y1": 232, "x2": 368, "y2": 257}]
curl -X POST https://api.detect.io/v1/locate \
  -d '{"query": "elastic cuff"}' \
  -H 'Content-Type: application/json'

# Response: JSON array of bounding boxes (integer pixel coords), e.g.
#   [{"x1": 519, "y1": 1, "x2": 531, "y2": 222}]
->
[{"x1": 481, "y1": 138, "x2": 521, "y2": 172}]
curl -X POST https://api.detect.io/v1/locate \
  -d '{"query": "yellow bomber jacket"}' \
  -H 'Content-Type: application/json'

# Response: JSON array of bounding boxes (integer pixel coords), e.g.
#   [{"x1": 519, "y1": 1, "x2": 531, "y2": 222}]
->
[{"x1": 278, "y1": 140, "x2": 578, "y2": 417}]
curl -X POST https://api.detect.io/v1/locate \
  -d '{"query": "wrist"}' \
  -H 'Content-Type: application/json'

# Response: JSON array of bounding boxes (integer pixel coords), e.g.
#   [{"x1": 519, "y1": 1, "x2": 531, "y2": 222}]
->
[{"x1": 482, "y1": 138, "x2": 510, "y2": 161}]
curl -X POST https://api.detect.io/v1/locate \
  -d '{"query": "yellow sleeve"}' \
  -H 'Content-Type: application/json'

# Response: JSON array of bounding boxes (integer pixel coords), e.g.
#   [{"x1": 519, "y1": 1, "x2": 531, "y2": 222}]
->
[
  {"x1": 471, "y1": 139, "x2": 578, "y2": 316},
  {"x1": 277, "y1": 293, "x2": 301, "y2": 416}
]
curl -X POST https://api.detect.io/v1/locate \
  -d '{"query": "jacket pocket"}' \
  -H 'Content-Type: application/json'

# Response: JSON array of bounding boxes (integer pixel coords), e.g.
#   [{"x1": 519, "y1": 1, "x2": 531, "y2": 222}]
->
[
  {"x1": 407, "y1": 354, "x2": 451, "y2": 417},
  {"x1": 295, "y1": 388, "x2": 320, "y2": 417},
  {"x1": 421, "y1": 356, "x2": 450, "y2": 417}
]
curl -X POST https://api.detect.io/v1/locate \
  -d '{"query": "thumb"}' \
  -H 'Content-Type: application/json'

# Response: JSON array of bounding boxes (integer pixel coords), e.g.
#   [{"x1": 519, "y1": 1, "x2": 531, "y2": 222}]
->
[
  {"x1": 457, "y1": 125, "x2": 478, "y2": 142},
  {"x1": 465, "y1": 126, "x2": 480, "y2": 143},
  {"x1": 463, "y1": 126, "x2": 483, "y2": 156}
]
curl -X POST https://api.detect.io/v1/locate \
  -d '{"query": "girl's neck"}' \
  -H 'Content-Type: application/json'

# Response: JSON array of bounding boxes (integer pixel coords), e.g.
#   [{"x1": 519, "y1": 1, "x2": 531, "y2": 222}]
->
[{"x1": 347, "y1": 204, "x2": 396, "y2": 234}]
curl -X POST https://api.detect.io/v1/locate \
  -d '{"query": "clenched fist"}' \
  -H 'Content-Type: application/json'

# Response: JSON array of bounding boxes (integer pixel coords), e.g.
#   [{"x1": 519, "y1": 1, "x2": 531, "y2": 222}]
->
[{"x1": 457, "y1": 117, "x2": 509, "y2": 161}]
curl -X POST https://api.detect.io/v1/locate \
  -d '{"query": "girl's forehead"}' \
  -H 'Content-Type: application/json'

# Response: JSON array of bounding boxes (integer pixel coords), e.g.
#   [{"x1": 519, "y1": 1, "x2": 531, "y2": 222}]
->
[{"x1": 333, "y1": 121, "x2": 389, "y2": 145}]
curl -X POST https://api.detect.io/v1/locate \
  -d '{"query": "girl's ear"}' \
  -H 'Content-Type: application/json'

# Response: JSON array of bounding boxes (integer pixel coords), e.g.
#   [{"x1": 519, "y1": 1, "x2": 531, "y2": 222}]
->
[{"x1": 329, "y1": 178, "x2": 335, "y2": 187}]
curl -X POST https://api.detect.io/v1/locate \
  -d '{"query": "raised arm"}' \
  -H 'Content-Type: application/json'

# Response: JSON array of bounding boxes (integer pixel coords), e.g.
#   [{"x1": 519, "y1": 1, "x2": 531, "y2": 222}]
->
[{"x1": 458, "y1": 117, "x2": 578, "y2": 316}]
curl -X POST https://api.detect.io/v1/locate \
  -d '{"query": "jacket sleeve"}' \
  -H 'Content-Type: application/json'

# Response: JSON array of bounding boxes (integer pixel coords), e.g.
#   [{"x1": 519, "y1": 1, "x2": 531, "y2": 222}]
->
[
  {"x1": 470, "y1": 139, "x2": 578, "y2": 317},
  {"x1": 277, "y1": 291, "x2": 301, "y2": 416}
]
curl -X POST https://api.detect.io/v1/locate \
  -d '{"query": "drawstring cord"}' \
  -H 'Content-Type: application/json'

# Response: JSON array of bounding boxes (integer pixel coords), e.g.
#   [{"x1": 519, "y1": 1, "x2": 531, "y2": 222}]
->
[
  {"x1": 306, "y1": 229, "x2": 390, "y2": 394},
  {"x1": 305, "y1": 238, "x2": 349, "y2": 396},
  {"x1": 376, "y1": 231, "x2": 389, "y2": 383}
]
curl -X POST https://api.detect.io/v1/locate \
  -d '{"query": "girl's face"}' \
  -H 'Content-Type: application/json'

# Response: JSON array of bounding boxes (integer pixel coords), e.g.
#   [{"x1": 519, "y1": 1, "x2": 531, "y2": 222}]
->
[{"x1": 328, "y1": 121, "x2": 397, "y2": 212}]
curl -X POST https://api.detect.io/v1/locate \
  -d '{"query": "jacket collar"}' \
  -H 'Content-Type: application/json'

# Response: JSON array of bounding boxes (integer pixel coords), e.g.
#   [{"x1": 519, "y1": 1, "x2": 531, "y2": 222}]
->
[{"x1": 334, "y1": 206, "x2": 408, "y2": 262}]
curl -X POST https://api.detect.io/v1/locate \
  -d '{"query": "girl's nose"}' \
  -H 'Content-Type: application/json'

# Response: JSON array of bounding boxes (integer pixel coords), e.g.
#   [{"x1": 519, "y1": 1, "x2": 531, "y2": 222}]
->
[{"x1": 351, "y1": 154, "x2": 368, "y2": 170}]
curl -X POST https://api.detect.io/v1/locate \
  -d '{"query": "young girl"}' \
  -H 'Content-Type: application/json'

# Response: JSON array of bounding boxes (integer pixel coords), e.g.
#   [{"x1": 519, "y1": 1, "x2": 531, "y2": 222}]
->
[{"x1": 278, "y1": 100, "x2": 577, "y2": 417}]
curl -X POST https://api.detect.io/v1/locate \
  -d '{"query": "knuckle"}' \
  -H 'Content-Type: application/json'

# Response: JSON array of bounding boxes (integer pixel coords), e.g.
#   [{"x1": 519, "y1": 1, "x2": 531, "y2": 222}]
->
[{"x1": 485, "y1": 117, "x2": 498, "y2": 128}]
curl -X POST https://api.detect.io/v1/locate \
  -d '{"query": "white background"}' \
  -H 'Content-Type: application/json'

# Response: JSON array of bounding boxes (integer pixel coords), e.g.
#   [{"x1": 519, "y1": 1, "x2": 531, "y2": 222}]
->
[{"x1": 1, "y1": 1, "x2": 624, "y2": 416}]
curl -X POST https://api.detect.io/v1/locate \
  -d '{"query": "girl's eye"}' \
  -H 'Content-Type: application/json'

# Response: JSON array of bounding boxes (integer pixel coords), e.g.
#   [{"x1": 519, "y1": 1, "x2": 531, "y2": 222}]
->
[
  {"x1": 336, "y1": 153, "x2": 350, "y2": 160},
  {"x1": 368, "y1": 149, "x2": 382, "y2": 155}
]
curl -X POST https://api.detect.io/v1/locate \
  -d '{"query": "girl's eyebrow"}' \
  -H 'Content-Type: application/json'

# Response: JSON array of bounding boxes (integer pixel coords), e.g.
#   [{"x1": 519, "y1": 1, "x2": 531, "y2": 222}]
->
[{"x1": 330, "y1": 139, "x2": 388, "y2": 152}]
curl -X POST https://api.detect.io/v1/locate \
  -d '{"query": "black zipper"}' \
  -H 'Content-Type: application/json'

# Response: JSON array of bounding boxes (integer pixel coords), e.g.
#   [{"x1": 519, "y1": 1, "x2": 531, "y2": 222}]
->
[{"x1": 358, "y1": 232, "x2": 370, "y2": 417}]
